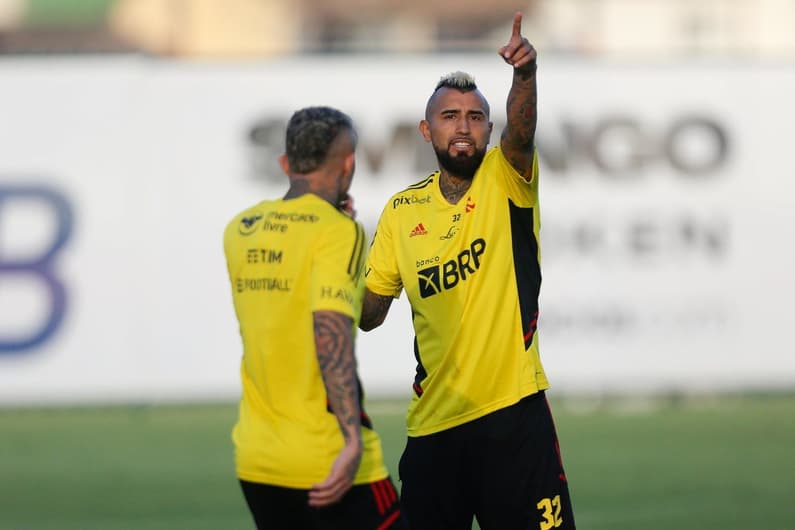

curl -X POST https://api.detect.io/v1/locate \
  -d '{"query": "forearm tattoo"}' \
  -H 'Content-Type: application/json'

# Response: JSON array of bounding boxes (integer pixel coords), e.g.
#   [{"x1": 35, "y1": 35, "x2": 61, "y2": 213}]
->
[
  {"x1": 314, "y1": 311, "x2": 361, "y2": 442},
  {"x1": 504, "y1": 64, "x2": 538, "y2": 175},
  {"x1": 360, "y1": 291, "x2": 393, "y2": 331}
]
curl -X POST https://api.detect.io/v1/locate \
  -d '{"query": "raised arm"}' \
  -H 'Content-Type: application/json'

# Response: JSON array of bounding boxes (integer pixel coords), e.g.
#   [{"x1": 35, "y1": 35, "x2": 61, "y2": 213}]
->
[
  {"x1": 498, "y1": 12, "x2": 538, "y2": 180},
  {"x1": 359, "y1": 288, "x2": 394, "y2": 331},
  {"x1": 308, "y1": 310, "x2": 362, "y2": 507}
]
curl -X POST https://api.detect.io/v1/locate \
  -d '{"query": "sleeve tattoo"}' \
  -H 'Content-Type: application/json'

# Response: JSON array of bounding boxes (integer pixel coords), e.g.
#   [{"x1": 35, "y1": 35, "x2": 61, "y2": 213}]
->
[
  {"x1": 503, "y1": 64, "x2": 538, "y2": 177},
  {"x1": 313, "y1": 310, "x2": 361, "y2": 443}
]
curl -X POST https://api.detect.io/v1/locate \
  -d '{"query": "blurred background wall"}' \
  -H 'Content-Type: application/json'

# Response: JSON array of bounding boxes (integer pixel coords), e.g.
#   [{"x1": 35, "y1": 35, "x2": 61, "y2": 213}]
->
[
  {"x1": 3, "y1": 0, "x2": 795, "y2": 57},
  {"x1": 1, "y1": 0, "x2": 793, "y2": 405}
]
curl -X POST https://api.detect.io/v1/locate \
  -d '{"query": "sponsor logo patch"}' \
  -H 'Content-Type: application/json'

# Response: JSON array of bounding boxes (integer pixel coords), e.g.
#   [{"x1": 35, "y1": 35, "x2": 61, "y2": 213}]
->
[
  {"x1": 409, "y1": 223, "x2": 428, "y2": 237},
  {"x1": 416, "y1": 238, "x2": 486, "y2": 298}
]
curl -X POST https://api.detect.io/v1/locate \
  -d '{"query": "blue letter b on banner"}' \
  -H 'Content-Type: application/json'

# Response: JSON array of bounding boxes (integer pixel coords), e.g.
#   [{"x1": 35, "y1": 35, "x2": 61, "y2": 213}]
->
[{"x1": 0, "y1": 185, "x2": 73, "y2": 354}]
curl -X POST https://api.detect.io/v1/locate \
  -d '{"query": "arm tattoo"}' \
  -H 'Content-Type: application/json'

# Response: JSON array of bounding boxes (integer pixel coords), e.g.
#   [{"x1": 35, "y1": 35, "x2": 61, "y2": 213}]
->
[
  {"x1": 360, "y1": 289, "x2": 393, "y2": 331},
  {"x1": 502, "y1": 63, "x2": 538, "y2": 178},
  {"x1": 314, "y1": 311, "x2": 361, "y2": 444}
]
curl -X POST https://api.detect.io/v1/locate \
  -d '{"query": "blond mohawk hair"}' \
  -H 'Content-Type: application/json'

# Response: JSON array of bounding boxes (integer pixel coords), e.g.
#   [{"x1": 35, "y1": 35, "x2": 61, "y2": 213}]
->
[
  {"x1": 425, "y1": 70, "x2": 490, "y2": 119},
  {"x1": 434, "y1": 71, "x2": 477, "y2": 91}
]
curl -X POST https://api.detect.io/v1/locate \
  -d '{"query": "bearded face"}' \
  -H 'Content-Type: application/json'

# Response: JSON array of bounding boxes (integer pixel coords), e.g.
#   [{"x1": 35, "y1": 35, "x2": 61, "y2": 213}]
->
[
  {"x1": 421, "y1": 87, "x2": 493, "y2": 180},
  {"x1": 433, "y1": 143, "x2": 488, "y2": 180}
]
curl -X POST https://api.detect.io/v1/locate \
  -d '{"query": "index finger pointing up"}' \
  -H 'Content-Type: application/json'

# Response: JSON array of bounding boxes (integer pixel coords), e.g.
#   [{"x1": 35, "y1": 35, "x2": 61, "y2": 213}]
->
[{"x1": 511, "y1": 11, "x2": 523, "y2": 37}]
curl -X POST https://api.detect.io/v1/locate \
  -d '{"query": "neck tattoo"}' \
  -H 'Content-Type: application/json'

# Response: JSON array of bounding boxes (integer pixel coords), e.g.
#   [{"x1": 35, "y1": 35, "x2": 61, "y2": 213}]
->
[{"x1": 439, "y1": 174, "x2": 472, "y2": 205}]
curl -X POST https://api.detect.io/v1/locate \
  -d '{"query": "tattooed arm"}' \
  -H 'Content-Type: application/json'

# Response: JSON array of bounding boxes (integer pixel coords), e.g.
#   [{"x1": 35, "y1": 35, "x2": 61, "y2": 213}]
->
[
  {"x1": 359, "y1": 288, "x2": 394, "y2": 331},
  {"x1": 499, "y1": 12, "x2": 538, "y2": 181},
  {"x1": 308, "y1": 310, "x2": 363, "y2": 507}
]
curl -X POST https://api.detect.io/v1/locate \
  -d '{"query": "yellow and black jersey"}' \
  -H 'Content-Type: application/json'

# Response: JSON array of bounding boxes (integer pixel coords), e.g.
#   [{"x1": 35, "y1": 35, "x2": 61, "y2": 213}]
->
[
  {"x1": 224, "y1": 194, "x2": 388, "y2": 488},
  {"x1": 366, "y1": 146, "x2": 549, "y2": 437}
]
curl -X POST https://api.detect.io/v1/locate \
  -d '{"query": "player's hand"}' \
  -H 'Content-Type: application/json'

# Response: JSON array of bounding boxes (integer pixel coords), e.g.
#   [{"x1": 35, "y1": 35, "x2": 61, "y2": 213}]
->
[
  {"x1": 339, "y1": 193, "x2": 357, "y2": 218},
  {"x1": 498, "y1": 12, "x2": 537, "y2": 71},
  {"x1": 308, "y1": 441, "x2": 362, "y2": 507}
]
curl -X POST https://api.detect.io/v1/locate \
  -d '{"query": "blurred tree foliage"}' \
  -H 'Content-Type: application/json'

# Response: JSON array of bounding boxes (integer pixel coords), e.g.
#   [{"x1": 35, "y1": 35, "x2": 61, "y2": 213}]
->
[{"x1": 24, "y1": 0, "x2": 115, "y2": 28}]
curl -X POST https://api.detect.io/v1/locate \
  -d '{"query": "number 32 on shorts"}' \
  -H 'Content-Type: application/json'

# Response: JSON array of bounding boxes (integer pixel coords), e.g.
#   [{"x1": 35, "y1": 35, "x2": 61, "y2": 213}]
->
[{"x1": 536, "y1": 494, "x2": 563, "y2": 530}]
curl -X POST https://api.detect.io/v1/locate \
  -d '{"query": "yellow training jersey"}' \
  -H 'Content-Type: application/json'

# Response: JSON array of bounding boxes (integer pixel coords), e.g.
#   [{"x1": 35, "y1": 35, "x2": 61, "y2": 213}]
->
[
  {"x1": 366, "y1": 146, "x2": 549, "y2": 437},
  {"x1": 224, "y1": 194, "x2": 388, "y2": 488}
]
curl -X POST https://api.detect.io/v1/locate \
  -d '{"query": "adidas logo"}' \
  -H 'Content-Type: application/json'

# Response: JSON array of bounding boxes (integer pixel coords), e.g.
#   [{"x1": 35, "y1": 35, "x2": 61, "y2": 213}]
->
[{"x1": 409, "y1": 223, "x2": 428, "y2": 237}]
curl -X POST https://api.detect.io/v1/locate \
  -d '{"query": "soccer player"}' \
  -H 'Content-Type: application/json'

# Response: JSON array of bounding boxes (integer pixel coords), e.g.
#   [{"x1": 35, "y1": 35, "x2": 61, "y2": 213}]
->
[
  {"x1": 223, "y1": 106, "x2": 406, "y2": 530},
  {"x1": 360, "y1": 13, "x2": 576, "y2": 530}
]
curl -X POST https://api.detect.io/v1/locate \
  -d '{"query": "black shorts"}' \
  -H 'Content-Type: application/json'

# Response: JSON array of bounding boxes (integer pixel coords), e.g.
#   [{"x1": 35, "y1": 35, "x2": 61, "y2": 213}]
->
[
  {"x1": 239, "y1": 476, "x2": 407, "y2": 530},
  {"x1": 398, "y1": 391, "x2": 576, "y2": 530}
]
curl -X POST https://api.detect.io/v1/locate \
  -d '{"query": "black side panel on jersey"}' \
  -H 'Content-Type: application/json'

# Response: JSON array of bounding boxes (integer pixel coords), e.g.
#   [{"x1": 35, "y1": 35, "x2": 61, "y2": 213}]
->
[
  {"x1": 508, "y1": 200, "x2": 542, "y2": 350},
  {"x1": 346, "y1": 221, "x2": 365, "y2": 280},
  {"x1": 412, "y1": 335, "x2": 427, "y2": 397},
  {"x1": 356, "y1": 375, "x2": 374, "y2": 429},
  {"x1": 326, "y1": 376, "x2": 374, "y2": 429}
]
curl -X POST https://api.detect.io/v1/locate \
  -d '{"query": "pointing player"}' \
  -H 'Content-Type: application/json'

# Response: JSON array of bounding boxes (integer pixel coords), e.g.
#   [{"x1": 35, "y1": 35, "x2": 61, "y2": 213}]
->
[{"x1": 360, "y1": 13, "x2": 577, "y2": 530}]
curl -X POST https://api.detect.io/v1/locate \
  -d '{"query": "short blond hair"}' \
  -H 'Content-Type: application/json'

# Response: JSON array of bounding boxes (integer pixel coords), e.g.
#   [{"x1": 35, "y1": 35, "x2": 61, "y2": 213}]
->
[
  {"x1": 434, "y1": 71, "x2": 477, "y2": 91},
  {"x1": 426, "y1": 71, "x2": 489, "y2": 119}
]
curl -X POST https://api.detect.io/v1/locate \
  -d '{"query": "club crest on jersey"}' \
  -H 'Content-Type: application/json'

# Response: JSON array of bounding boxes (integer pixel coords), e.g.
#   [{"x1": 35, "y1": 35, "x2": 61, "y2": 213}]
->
[
  {"x1": 409, "y1": 223, "x2": 428, "y2": 237},
  {"x1": 465, "y1": 196, "x2": 476, "y2": 213},
  {"x1": 417, "y1": 238, "x2": 486, "y2": 298}
]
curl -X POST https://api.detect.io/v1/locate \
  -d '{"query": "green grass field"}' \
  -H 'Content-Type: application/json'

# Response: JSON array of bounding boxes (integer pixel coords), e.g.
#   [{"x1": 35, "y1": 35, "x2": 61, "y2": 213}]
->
[{"x1": 1, "y1": 393, "x2": 794, "y2": 530}]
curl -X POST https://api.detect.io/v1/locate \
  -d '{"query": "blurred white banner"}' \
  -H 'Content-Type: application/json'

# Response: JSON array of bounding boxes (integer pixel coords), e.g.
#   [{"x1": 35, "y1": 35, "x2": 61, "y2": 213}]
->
[{"x1": 0, "y1": 56, "x2": 793, "y2": 404}]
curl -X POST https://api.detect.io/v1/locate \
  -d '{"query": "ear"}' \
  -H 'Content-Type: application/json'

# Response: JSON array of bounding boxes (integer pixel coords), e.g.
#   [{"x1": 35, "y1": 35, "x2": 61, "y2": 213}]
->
[
  {"x1": 343, "y1": 151, "x2": 356, "y2": 178},
  {"x1": 278, "y1": 154, "x2": 290, "y2": 176},
  {"x1": 419, "y1": 120, "x2": 432, "y2": 143}
]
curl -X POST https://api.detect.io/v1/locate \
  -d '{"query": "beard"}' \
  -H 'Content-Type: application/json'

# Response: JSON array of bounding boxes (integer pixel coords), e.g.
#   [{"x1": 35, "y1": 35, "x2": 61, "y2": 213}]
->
[{"x1": 434, "y1": 145, "x2": 487, "y2": 180}]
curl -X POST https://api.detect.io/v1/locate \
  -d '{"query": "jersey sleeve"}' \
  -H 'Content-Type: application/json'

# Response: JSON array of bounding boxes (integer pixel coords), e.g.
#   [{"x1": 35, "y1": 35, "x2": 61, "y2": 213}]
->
[
  {"x1": 310, "y1": 217, "x2": 366, "y2": 319},
  {"x1": 493, "y1": 147, "x2": 540, "y2": 207},
  {"x1": 365, "y1": 204, "x2": 403, "y2": 298}
]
